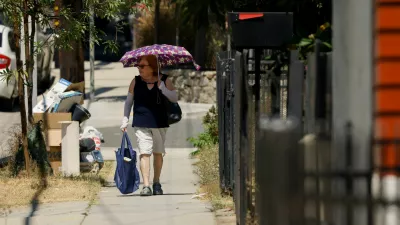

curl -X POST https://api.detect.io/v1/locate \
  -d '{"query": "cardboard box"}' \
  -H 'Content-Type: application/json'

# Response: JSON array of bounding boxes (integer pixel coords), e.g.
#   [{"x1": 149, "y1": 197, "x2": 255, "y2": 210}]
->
[
  {"x1": 47, "y1": 146, "x2": 62, "y2": 174},
  {"x1": 65, "y1": 81, "x2": 85, "y2": 105},
  {"x1": 33, "y1": 112, "x2": 72, "y2": 175},
  {"x1": 47, "y1": 129, "x2": 62, "y2": 146},
  {"x1": 51, "y1": 91, "x2": 83, "y2": 112},
  {"x1": 33, "y1": 78, "x2": 72, "y2": 113},
  {"x1": 33, "y1": 79, "x2": 84, "y2": 113},
  {"x1": 33, "y1": 113, "x2": 72, "y2": 129}
]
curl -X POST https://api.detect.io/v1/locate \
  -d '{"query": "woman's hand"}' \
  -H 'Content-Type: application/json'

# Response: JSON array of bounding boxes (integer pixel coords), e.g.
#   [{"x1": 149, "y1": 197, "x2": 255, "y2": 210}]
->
[{"x1": 120, "y1": 117, "x2": 129, "y2": 132}]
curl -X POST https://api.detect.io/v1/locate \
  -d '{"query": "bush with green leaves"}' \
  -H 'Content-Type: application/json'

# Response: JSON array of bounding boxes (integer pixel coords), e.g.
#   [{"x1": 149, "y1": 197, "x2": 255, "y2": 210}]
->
[{"x1": 188, "y1": 105, "x2": 218, "y2": 155}]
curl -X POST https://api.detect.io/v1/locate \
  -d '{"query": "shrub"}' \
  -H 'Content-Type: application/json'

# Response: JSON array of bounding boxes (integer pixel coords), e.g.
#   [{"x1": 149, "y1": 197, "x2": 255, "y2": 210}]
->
[
  {"x1": 134, "y1": 1, "x2": 225, "y2": 70},
  {"x1": 135, "y1": 0, "x2": 195, "y2": 52},
  {"x1": 193, "y1": 143, "x2": 234, "y2": 210},
  {"x1": 205, "y1": 21, "x2": 226, "y2": 69},
  {"x1": 193, "y1": 144, "x2": 219, "y2": 185},
  {"x1": 188, "y1": 105, "x2": 218, "y2": 155},
  {"x1": 2, "y1": 122, "x2": 51, "y2": 177}
]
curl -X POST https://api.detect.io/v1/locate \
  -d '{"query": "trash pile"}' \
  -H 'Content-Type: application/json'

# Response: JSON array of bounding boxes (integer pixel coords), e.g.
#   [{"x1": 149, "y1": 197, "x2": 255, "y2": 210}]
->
[
  {"x1": 32, "y1": 78, "x2": 104, "y2": 174},
  {"x1": 79, "y1": 126, "x2": 105, "y2": 174},
  {"x1": 33, "y1": 78, "x2": 91, "y2": 123}
]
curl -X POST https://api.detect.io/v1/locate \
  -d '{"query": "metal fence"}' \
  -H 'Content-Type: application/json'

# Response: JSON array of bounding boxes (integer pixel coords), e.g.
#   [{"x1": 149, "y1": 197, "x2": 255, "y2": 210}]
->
[
  {"x1": 217, "y1": 42, "x2": 400, "y2": 225},
  {"x1": 215, "y1": 44, "x2": 331, "y2": 224},
  {"x1": 216, "y1": 48, "x2": 302, "y2": 224}
]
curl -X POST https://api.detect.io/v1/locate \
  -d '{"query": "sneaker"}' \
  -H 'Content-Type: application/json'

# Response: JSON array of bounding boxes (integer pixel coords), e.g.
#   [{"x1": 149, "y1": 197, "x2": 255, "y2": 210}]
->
[
  {"x1": 153, "y1": 182, "x2": 163, "y2": 195},
  {"x1": 140, "y1": 186, "x2": 152, "y2": 196}
]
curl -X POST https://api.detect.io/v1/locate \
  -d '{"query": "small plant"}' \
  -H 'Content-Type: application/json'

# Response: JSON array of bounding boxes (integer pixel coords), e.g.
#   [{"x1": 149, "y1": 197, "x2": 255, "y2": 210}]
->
[
  {"x1": 193, "y1": 144, "x2": 234, "y2": 211},
  {"x1": 297, "y1": 22, "x2": 332, "y2": 60},
  {"x1": 188, "y1": 106, "x2": 218, "y2": 156}
]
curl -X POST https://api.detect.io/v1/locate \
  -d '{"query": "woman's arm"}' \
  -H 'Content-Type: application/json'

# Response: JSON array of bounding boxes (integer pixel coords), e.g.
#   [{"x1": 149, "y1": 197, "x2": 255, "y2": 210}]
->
[
  {"x1": 121, "y1": 79, "x2": 135, "y2": 130},
  {"x1": 159, "y1": 78, "x2": 178, "y2": 102}
]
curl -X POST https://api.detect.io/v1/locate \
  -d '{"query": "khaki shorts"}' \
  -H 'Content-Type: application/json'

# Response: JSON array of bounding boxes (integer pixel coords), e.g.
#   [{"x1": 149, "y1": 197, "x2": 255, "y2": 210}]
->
[{"x1": 134, "y1": 127, "x2": 167, "y2": 155}]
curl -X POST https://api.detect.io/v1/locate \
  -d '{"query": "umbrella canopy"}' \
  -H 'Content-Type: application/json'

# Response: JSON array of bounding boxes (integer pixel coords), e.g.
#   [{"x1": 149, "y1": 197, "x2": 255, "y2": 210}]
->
[{"x1": 119, "y1": 44, "x2": 201, "y2": 70}]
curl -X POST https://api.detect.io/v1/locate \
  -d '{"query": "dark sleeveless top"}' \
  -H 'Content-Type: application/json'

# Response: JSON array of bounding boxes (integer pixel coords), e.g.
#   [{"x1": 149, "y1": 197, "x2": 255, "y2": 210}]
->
[{"x1": 132, "y1": 75, "x2": 169, "y2": 128}]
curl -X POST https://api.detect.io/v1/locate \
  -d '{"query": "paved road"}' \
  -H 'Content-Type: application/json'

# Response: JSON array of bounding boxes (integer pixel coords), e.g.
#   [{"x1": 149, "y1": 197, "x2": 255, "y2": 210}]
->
[{"x1": 0, "y1": 108, "x2": 20, "y2": 159}]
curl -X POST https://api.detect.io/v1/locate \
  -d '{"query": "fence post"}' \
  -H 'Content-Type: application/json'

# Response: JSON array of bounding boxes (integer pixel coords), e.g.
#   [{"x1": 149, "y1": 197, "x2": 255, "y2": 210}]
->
[
  {"x1": 60, "y1": 121, "x2": 80, "y2": 176},
  {"x1": 288, "y1": 50, "x2": 304, "y2": 134},
  {"x1": 256, "y1": 116, "x2": 304, "y2": 225},
  {"x1": 216, "y1": 51, "x2": 227, "y2": 191},
  {"x1": 216, "y1": 51, "x2": 236, "y2": 193},
  {"x1": 226, "y1": 51, "x2": 235, "y2": 190},
  {"x1": 305, "y1": 52, "x2": 316, "y2": 134},
  {"x1": 233, "y1": 51, "x2": 245, "y2": 225}
]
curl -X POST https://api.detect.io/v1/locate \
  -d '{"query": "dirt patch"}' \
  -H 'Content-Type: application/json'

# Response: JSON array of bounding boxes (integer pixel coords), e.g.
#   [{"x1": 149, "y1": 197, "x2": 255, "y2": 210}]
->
[
  {"x1": 192, "y1": 144, "x2": 234, "y2": 211},
  {"x1": 0, "y1": 161, "x2": 114, "y2": 208}
]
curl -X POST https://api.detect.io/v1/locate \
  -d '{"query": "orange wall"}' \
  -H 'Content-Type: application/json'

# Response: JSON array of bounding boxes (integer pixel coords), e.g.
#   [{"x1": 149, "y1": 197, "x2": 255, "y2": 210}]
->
[{"x1": 376, "y1": 0, "x2": 400, "y2": 175}]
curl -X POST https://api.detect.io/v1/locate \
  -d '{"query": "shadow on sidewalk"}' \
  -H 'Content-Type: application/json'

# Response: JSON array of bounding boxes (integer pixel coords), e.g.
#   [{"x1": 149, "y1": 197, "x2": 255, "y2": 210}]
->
[
  {"x1": 89, "y1": 96, "x2": 126, "y2": 102},
  {"x1": 84, "y1": 87, "x2": 118, "y2": 100},
  {"x1": 117, "y1": 193, "x2": 195, "y2": 197},
  {"x1": 84, "y1": 61, "x2": 114, "y2": 72}
]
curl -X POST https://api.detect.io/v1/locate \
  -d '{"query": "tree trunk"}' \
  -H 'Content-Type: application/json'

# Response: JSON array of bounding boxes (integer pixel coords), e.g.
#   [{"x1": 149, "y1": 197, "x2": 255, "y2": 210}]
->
[
  {"x1": 174, "y1": 2, "x2": 180, "y2": 46},
  {"x1": 23, "y1": 0, "x2": 33, "y2": 124},
  {"x1": 194, "y1": 25, "x2": 206, "y2": 68},
  {"x1": 154, "y1": 0, "x2": 160, "y2": 44},
  {"x1": 13, "y1": 7, "x2": 30, "y2": 175},
  {"x1": 28, "y1": 0, "x2": 37, "y2": 123},
  {"x1": 59, "y1": 0, "x2": 84, "y2": 89}
]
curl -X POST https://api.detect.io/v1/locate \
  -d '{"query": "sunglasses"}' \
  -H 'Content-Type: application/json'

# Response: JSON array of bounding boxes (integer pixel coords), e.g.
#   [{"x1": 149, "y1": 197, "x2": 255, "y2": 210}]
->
[{"x1": 135, "y1": 64, "x2": 150, "y2": 69}]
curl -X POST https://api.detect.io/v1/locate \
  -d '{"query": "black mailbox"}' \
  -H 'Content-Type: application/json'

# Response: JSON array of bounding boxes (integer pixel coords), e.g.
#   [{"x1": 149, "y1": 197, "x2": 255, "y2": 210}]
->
[{"x1": 228, "y1": 12, "x2": 293, "y2": 48}]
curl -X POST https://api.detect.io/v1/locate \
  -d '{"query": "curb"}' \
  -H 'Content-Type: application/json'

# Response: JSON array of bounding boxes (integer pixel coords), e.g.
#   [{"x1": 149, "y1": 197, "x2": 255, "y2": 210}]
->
[{"x1": 182, "y1": 111, "x2": 209, "y2": 118}]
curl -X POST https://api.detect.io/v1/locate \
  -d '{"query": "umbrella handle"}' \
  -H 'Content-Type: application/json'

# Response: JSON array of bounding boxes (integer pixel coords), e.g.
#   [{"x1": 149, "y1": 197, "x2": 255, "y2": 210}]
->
[
  {"x1": 156, "y1": 54, "x2": 160, "y2": 82},
  {"x1": 156, "y1": 55, "x2": 161, "y2": 104}
]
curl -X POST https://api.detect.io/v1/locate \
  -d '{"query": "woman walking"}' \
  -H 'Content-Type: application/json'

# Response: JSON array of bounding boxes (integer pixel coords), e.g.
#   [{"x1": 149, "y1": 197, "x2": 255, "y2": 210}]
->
[{"x1": 120, "y1": 54, "x2": 178, "y2": 196}]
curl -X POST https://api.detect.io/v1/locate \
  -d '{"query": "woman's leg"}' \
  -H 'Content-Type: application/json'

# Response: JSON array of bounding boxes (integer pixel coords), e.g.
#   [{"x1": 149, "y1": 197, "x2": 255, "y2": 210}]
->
[
  {"x1": 151, "y1": 128, "x2": 167, "y2": 195},
  {"x1": 140, "y1": 154, "x2": 151, "y2": 187},
  {"x1": 153, "y1": 153, "x2": 163, "y2": 183},
  {"x1": 135, "y1": 128, "x2": 154, "y2": 196}
]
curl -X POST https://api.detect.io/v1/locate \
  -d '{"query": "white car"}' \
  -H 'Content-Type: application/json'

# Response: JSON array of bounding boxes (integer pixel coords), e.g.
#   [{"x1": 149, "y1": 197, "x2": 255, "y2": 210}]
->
[{"x1": 0, "y1": 24, "x2": 17, "y2": 110}]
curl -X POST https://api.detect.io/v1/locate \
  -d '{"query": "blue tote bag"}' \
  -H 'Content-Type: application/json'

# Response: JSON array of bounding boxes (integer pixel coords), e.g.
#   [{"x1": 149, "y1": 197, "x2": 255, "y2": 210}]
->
[{"x1": 114, "y1": 132, "x2": 140, "y2": 194}]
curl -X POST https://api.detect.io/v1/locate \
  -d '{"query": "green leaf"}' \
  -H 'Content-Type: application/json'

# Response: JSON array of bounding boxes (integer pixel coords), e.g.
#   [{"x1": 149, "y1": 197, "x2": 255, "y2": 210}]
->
[
  {"x1": 0, "y1": 68, "x2": 14, "y2": 85},
  {"x1": 298, "y1": 38, "x2": 313, "y2": 47},
  {"x1": 322, "y1": 41, "x2": 332, "y2": 49}
]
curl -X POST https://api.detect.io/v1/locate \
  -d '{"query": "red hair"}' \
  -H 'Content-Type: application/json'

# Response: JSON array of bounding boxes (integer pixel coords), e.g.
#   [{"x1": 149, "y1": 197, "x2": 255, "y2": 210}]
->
[{"x1": 141, "y1": 55, "x2": 159, "y2": 76}]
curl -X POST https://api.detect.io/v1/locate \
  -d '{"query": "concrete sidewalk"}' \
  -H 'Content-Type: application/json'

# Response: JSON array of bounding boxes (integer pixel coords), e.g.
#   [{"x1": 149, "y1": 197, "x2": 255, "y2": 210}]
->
[
  {"x1": 0, "y1": 61, "x2": 216, "y2": 225},
  {"x1": 1, "y1": 148, "x2": 215, "y2": 225},
  {"x1": 82, "y1": 148, "x2": 214, "y2": 225}
]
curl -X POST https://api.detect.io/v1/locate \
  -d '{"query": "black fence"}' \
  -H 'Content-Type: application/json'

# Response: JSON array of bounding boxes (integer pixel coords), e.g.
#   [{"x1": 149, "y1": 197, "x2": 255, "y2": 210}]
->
[
  {"x1": 216, "y1": 48, "x2": 305, "y2": 224},
  {"x1": 217, "y1": 41, "x2": 400, "y2": 225}
]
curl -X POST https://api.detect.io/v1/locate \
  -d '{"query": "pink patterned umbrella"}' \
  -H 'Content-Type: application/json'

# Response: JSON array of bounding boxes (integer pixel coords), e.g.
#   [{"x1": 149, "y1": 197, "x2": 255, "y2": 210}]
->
[{"x1": 119, "y1": 44, "x2": 201, "y2": 70}]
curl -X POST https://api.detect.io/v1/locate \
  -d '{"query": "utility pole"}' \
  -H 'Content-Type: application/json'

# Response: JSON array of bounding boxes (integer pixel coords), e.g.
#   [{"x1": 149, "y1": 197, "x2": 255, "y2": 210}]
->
[
  {"x1": 89, "y1": 4, "x2": 95, "y2": 101},
  {"x1": 332, "y1": 0, "x2": 373, "y2": 224}
]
